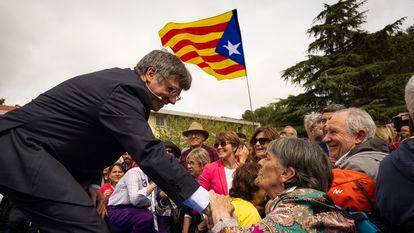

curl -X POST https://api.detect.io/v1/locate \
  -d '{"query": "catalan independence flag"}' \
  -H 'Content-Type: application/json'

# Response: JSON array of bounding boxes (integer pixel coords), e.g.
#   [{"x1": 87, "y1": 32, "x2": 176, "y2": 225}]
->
[{"x1": 159, "y1": 10, "x2": 246, "y2": 80}]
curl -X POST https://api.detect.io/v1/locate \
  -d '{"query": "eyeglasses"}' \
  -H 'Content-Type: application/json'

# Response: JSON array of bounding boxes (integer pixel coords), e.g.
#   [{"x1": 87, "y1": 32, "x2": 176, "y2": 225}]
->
[
  {"x1": 163, "y1": 78, "x2": 181, "y2": 101},
  {"x1": 252, "y1": 138, "x2": 272, "y2": 146},
  {"x1": 214, "y1": 141, "x2": 229, "y2": 148},
  {"x1": 187, "y1": 132, "x2": 203, "y2": 138}
]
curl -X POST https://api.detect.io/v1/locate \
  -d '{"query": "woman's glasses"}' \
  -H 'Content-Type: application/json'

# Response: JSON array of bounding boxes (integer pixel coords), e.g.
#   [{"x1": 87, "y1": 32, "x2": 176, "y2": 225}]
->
[
  {"x1": 252, "y1": 138, "x2": 272, "y2": 146},
  {"x1": 214, "y1": 141, "x2": 229, "y2": 148}
]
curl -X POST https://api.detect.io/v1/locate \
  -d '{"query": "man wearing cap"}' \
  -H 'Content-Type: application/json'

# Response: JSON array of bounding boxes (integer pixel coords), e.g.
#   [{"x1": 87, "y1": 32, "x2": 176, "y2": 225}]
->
[
  {"x1": 180, "y1": 121, "x2": 219, "y2": 168},
  {"x1": 164, "y1": 141, "x2": 181, "y2": 160},
  {"x1": 0, "y1": 50, "x2": 210, "y2": 232}
]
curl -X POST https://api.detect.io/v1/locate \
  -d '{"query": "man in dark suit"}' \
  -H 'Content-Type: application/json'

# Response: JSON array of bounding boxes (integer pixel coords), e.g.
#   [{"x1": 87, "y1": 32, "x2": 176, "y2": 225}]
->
[{"x1": 0, "y1": 50, "x2": 209, "y2": 232}]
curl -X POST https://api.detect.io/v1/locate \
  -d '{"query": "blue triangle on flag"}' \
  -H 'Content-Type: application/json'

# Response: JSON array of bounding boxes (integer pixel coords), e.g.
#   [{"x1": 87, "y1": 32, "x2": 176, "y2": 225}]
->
[{"x1": 215, "y1": 10, "x2": 245, "y2": 66}]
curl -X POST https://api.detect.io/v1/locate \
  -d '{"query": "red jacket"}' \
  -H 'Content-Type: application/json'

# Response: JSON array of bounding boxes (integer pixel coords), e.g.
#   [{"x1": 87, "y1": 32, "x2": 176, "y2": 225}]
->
[{"x1": 198, "y1": 160, "x2": 229, "y2": 195}]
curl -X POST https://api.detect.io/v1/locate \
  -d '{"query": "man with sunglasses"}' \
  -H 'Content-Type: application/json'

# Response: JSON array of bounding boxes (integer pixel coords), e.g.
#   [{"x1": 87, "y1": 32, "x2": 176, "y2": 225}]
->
[{"x1": 0, "y1": 49, "x2": 209, "y2": 232}]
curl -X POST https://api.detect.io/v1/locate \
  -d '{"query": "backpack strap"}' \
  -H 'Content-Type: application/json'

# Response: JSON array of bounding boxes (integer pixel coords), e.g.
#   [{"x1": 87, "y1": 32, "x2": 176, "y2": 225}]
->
[
  {"x1": 353, "y1": 180, "x2": 375, "y2": 211},
  {"x1": 335, "y1": 205, "x2": 382, "y2": 233},
  {"x1": 334, "y1": 204, "x2": 368, "y2": 220}
]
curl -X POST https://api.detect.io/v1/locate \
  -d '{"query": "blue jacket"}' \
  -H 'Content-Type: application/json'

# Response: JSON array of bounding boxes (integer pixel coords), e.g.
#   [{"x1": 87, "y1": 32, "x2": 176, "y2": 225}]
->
[{"x1": 376, "y1": 138, "x2": 414, "y2": 232}]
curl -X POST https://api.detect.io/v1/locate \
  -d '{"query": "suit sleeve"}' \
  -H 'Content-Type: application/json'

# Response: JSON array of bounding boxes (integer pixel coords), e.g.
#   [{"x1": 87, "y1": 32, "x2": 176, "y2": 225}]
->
[{"x1": 98, "y1": 84, "x2": 199, "y2": 205}]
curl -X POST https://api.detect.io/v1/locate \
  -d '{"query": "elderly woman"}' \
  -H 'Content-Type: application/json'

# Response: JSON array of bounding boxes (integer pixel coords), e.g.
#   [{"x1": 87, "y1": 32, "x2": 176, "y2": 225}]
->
[
  {"x1": 199, "y1": 131, "x2": 242, "y2": 195},
  {"x1": 181, "y1": 148, "x2": 211, "y2": 233},
  {"x1": 209, "y1": 138, "x2": 355, "y2": 233}
]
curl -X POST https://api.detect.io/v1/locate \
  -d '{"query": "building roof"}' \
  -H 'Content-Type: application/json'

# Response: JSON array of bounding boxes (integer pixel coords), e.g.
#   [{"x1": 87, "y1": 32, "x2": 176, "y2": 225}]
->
[
  {"x1": 0, "y1": 105, "x2": 259, "y2": 126},
  {"x1": 152, "y1": 109, "x2": 260, "y2": 126},
  {"x1": 0, "y1": 105, "x2": 17, "y2": 115}
]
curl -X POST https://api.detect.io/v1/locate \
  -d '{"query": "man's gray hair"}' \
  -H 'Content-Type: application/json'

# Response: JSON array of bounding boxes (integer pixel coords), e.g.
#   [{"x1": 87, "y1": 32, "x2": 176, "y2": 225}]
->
[
  {"x1": 134, "y1": 49, "x2": 192, "y2": 90},
  {"x1": 338, "y1": 107, "x2": 376, "y2": 140},
  {"x1": 405, "y1": 75, "x2": 414, "y2": 114},
  {"x1": 322, "y1": 103, "x2": 346, "y2": 114},
  {"x1": 267, "y1": 138, "x2": 332, "y2": 192},
  {"x1": 304, "y1": 113, "x2": 322, "y2": 130}
]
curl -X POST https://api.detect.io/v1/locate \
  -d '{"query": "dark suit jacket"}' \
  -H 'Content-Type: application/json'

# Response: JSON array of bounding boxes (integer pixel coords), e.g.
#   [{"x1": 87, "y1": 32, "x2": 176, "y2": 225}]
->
[{"x1": 0, "y1": 68, "x2": 199, "y2": 206}]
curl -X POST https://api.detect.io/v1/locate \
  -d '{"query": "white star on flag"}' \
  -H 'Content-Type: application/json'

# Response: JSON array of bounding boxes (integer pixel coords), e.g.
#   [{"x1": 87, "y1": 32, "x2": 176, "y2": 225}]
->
[{"x1": 222, "y1": 40, "x2": 241, "y2": 56}]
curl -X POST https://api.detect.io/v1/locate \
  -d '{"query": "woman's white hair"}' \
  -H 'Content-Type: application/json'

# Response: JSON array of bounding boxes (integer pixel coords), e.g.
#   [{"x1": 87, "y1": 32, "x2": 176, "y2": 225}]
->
[{"x1": 405, "y1": 75, "x2": 414, "y2": 114}]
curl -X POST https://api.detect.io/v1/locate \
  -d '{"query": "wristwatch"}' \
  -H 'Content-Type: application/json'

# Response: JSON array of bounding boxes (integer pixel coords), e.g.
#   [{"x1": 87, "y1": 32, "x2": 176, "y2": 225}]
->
[{"x1": 211, "y1": 217, "x2": 238, "y2": 233}]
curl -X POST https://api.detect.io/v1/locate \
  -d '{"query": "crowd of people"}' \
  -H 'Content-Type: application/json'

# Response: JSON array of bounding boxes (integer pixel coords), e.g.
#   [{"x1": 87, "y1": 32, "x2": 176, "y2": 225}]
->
[
  {"x1": 90, "y1": 99, "x2": 413, "y2": 233},
  {"x1": 0, "y1": 49, "x2": 413, "y2": 233}
]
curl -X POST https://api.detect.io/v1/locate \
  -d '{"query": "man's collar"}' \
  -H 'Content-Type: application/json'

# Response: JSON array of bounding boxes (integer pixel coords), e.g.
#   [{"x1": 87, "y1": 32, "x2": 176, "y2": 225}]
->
[{"x1": 334, "y1": 151, "x2": 350, "y2": 167}]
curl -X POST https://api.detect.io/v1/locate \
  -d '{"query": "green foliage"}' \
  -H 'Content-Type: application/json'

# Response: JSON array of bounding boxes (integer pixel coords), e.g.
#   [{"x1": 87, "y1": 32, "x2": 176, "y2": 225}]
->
[
  {"x1": 0, "y1": 98, "x2": 4, "y2": 105},
  {"x1": 243, "y1": 0, "x2": 414, "y2": 130},
  {"x1": 307, "y1": 0, "x2": 367, "y2": 55}
]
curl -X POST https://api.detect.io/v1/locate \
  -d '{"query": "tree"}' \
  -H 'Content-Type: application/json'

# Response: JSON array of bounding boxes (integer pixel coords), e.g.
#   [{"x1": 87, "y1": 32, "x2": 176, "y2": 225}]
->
[
  {"x1": 243, "y1": 0, "x2": 414, "y2": 128},
  {"x1": 0, "y1": 98, "x2": 4, "y2": 105}
]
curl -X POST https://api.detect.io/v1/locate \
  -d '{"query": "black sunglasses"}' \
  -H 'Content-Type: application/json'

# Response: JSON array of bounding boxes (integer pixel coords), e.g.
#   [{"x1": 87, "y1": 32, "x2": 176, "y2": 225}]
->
[
  {"x1": 214, "y1": 141, "x2": 229, "y2": 148},
  {"x1": 252, "y1": 138, "x2": 272, "y2": 146}
]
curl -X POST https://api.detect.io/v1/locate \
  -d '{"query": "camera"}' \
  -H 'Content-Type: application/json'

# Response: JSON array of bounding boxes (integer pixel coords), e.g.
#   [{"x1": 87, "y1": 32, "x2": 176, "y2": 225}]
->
[
  {"x1": 157, "y1": 196, "x2": 171, "y2": 209},
  {"x1": 392, "y1": 113, "x2": 410, "y2": 132}
]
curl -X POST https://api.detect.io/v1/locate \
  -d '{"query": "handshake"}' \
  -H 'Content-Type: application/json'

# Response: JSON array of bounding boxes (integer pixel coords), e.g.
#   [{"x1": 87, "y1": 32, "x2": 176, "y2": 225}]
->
[{"x1": 201, "y1": 191, "x2": 238, "y2": 233}]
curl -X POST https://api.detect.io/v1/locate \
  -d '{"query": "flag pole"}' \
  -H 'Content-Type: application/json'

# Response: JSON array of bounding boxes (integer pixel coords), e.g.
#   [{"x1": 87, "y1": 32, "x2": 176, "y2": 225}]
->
[
  {"x1": 243, "y1": 71, "x2": 256, "y2": 126},
  {"x1": 235, "y1": 9, "x2": 255, "y2": 126},
  {"x1": 245, "y1": 75, "x2": 253, "y2": 113}
]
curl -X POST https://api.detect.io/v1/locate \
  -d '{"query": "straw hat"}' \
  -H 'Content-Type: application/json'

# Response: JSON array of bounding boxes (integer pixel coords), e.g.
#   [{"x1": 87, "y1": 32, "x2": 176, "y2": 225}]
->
[{"x1": 182, "y1": 121, "x2": 209, "y2": 140}]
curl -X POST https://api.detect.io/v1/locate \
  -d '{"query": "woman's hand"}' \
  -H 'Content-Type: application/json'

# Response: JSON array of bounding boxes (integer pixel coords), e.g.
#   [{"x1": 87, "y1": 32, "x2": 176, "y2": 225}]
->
[
  {"x1": 103, "y1": 189, "x2": 111, "y2": 199},
  {"x1": 236, "y1": 145, "x2": 250, "y2": 164},
  {"x1": 196, "y1": 218, "x2": 207, "y2": 232},
  {"x1": 89, "y1": 186, "x2": 107, "y2": 218},
  {"x1": 146, "y1": 182, "x2": 157, "y2": 195},
  {"x1": 159, "y1": 191, "x2": 168, "y2": 198},
  {"x1": 209, "y1": 190, "x2": 234, "y2": 225}
]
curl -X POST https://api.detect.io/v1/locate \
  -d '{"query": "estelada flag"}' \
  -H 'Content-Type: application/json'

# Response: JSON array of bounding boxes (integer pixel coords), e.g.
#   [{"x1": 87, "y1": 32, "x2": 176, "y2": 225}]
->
[{"x1": 159, "y1": 9, "x2": 246, "y2": 80}]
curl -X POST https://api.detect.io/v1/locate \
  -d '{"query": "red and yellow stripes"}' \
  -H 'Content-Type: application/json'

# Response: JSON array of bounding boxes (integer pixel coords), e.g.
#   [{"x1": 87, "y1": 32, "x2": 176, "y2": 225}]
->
[{"x1": 159, "y1": 11, "x2": 246, "y2": 80}]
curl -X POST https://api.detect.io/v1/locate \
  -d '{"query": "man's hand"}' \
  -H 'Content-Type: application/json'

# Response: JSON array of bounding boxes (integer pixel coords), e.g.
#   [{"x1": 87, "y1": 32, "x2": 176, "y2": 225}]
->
[{"x1": 89, "y1": 186, "x2": 107, "y2": 218}]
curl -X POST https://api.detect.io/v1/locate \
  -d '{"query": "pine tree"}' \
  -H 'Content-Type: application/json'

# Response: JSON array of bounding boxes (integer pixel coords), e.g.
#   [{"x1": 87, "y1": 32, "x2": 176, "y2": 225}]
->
[{"x1": 243, "y1": 0, "x2": 414, "y2": 129}]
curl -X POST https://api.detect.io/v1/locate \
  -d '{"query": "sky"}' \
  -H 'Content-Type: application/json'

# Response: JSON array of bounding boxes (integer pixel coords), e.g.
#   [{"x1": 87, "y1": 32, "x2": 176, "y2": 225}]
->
[{"x1": 0, "y1": 0, "x2": 413, "y2": 119}]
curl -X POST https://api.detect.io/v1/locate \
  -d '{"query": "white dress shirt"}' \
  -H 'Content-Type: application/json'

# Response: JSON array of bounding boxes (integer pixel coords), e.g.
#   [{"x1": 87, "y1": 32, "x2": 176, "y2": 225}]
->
[{"x1": 108, "y1": 167, "x2": 158, "y2": 230}]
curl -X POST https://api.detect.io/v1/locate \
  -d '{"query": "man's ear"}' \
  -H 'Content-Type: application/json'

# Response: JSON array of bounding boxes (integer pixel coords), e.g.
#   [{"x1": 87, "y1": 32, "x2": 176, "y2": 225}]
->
[
  {"x1": 354, "y1": 130, "x2": 367, "y2": 145},
  {"x1": 281, "y1": 167, "x2": 296, "y2": 183},
  {"x1": 143, "y1": 67, "x2": 157, "y2": 82}
]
